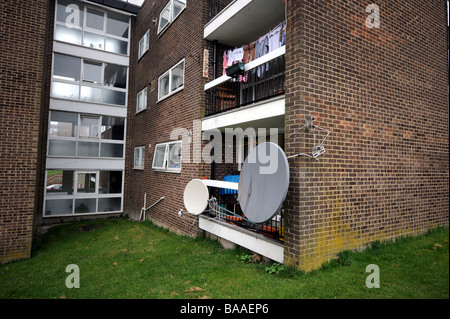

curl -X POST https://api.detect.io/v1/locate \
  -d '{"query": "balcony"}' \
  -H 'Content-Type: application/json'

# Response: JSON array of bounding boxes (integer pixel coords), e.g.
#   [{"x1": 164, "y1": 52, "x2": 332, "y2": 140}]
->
[
  {"x1": 205, "y1": 48, "x2": 285, "y2": 117},
  {"x1": 205, "y1": 0, "x2": 286, "y2": 47}
]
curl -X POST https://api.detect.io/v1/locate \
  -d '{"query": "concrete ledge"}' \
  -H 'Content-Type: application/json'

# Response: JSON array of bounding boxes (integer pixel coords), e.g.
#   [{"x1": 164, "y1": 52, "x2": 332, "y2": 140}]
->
[{"x1": 199, "y1": 215, "x2": 284, "y2": 263}]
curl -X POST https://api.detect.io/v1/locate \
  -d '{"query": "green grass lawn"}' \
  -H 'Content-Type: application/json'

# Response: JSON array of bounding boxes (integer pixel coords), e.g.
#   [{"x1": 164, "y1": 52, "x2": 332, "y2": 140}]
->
[{"x1": 0, "y1": 218, "x2": 448, "y2": 299}]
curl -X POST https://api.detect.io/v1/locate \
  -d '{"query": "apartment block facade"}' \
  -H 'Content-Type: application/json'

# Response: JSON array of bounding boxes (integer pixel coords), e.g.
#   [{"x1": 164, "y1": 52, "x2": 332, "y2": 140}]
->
[{"x1": 0, "y1": 0, "x2": 448, "y2": 271}]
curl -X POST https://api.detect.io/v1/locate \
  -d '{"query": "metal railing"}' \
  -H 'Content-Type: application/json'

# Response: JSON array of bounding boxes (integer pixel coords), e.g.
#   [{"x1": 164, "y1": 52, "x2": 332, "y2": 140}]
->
[
  {"x1": 208, "y1": 0, "x2": 235, "y2": 22},
  {"x1": 205, "y1": 54, "x2": 285, "y2": 116}
]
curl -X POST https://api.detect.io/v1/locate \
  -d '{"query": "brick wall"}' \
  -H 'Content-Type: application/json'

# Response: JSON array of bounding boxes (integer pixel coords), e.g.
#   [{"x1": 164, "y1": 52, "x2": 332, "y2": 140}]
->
[
  {"x1": 125, "y1": 0, "x2": 209, "y2": 237},
  {"x1": 0, "y1": 0, "x2": 49, "y2": 263},
  {"x1": 284, "y1": 0, "x2": 449, "y2": 271}
]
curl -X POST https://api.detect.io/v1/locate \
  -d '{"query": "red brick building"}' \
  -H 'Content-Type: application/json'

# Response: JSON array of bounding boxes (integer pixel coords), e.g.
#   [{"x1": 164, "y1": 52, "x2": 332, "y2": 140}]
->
[{"x1": 0, "y1": 0, "x2": 448, "y2": 271}]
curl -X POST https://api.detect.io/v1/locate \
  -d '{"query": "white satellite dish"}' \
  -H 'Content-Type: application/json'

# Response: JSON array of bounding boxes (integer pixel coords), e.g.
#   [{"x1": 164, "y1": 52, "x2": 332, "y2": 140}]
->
[
  {"x1": 238, "y1": 142, "x2": 290, "y2": 224},
  {"x1": 183, "y1": 179, "x2": 209, "y2": 215}
]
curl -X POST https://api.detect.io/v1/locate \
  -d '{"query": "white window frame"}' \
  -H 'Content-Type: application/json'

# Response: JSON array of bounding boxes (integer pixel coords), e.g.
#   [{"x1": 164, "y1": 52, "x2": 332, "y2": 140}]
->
[
  {"x1": 157, "y1": 0, "x2": 186, "y2": 35},
  {"x1": 134, "y1": 146, "x2": 145, "y2": 170},
  {"x1": 157, "y1": 59, "x2": 185, "y2": 101},
  {"x1": 136, "y1": 87, "x2": 148, "y2": 113},
  {"x1": 138, "y1": 29, "x2": 150, "y2": 59},
  {"x1": 152, "y1": 141, "x2": 182, "y2": 173}
]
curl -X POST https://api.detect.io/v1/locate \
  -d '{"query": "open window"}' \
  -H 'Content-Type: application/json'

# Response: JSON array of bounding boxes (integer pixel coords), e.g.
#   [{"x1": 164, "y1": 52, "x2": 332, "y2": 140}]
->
[
  {"x1": 152, "y1": 141, "x2": 182, "y2": 173},
  {"x1": 157, "y1": 0, "x2": 186, "y2": 35}
]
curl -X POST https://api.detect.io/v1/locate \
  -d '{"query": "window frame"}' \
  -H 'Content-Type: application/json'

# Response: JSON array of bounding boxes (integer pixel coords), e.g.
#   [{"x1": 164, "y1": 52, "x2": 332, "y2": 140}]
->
[
  {"x1": 54, "y1": 0, "x2": 131, "y2": 55},
  {"x1": 136, "y1": 87, "x2": 148, "y2": 113},
  {"x1": 157, "y1": 0, "x2": 186, "y2": 35},
  {"x1": 138, "y1": 29, "x2": 150, "y2": 60},
  {"x1": 152, "y1": 140, "x2": 182, "y2": 173},
  {"x1": 157, "y1": 59, "x2": 185, "y2": 101},
  {"x1": 134, "y1": 146, "x2": 146, "y2": 170}
]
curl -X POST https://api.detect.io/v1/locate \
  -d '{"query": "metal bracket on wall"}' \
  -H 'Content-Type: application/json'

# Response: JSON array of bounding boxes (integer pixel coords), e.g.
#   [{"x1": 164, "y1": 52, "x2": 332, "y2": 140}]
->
[{"x1": 286, "y1": 115, "x2": 330, "y2": 160}]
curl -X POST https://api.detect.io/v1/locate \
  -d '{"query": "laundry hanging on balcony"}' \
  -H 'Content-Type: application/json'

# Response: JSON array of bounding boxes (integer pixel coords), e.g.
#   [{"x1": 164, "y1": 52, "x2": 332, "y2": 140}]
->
[{"x1": 222, "y1": 21, "x2": 286, "y2": 79}]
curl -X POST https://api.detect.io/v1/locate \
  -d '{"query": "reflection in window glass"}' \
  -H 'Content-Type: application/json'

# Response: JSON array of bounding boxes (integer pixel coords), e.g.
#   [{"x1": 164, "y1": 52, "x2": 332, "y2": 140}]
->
[
  {"x1": 99, "y1": 171, "x2": 122, "y2": 194},
  {"x1": 49, "y1": 111, "x2": 78, "y2": 138},
  {"x1": 104, "y1": 64, "x2": 127, "y2": 88},
  {"x1": 101, "y1": 116, "x2": 124, "y2": 140},
  {"x1": 168, "y1": 142, "x2": 182, "y2": 169},
  {"x1": 80, "y1": 86, "x2": 102, "y2": 103},
  {"x1": 171, "y1": 61, "x2": 184, "y2": 91},
  {"x1": 134, "y1": 146, "x2": 145, "y2": 168},
  {"x1": 158, "y1": 73, "x2": 170, "y2": 99},
  {"x1": 46, "y1": 170, "x2": 74, "y2": 195},
  {"x1": 78, "y1": 142, "x2": 99, "y2": 157},
  {"x1": 158, "y1": 2, "x2": 171, "y2": 32},
  {"x1": 98, "y1": 197, "x2": 121, "y2": 212},
  {"x1": 83, "y1": 32, "x2": 104, "y2": 50},
  {"x1": 86, "y1": 7, "x2": 104, "y2": 31},
  {"x1": 79, "y1": 116, "x2": 99, "y2": 138},
  {"x1": 74, "y1": 198, "x2": 97, "y2": 213},
  {"x1": 77, "y1": 172, "x2": 97, "y2": 193},
  {"x1": 100, "y1": 143, "x2": 123, "y2": 158},
  {"x1": 48, "y1": 140, "x2": 77, "y2": 156},
  {"x1": 53, "y1": 54, "x2": 81, "y2": 82},
  {"x1": 45, "y1": 199, "x2": 73, "y2": 216},
  {"x1": 105, "y1": 37, "x2": 128, "y2": 55},
  {"x1": 153, "y1": 144, "x2": 167, "y2": 169},
  {"x1": 83, "y1": 61, "x2": 102, "y2": 83},
  {"x1": 54, "y1": 25, "x2": 82, "y2": 45},
  {"x1": 106, "y1": 11, "x2": 129, "y2": 38},
  {"x1": 51, "y1": 82, "x2": 80, "y2": 100},
  {"x1": 103, "y1": 89, "x2": 126, "y2": 106},
  {"x1": 173, "y1": 0, "x2": 186, "y2": 19}
]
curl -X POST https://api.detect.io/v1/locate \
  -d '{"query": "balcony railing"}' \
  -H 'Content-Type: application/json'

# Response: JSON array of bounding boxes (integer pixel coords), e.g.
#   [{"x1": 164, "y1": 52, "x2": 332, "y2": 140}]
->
[
  {"x1": 208, "y1": 0, "x2": 234, "y2": 21},
  {"x1": 205, "y1": 49, "x2": 285, "y2": 116}
]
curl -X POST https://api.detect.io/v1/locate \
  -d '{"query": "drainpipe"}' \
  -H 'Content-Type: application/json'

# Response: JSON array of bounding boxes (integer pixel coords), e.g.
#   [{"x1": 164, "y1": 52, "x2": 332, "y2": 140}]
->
[{"x1": 211, "y1": 40, "x2": 218, "y2": 180}]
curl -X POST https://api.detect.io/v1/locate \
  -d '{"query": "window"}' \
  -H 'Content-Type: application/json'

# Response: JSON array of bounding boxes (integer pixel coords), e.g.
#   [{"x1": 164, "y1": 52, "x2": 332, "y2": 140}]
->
[
  {"x1": 157, "y1": 0, "x2": 186, "y2": 35},
  {"x1": 136, "y1": 87, "x2": 147, "y2": 113},
  {"x1": 138, "y1": 30, "x2": 149, "y2": 59},
  {"x1": 158, "y1": 60, "x2": 185, "y2": 101},
  {"x1": 54, "y1": 0, "x2": 130, "y2": 55},
  {"x1": 134, "y1": 146, "x2": 145, "y2": 169},
  {"x1": 48, "y1": 111, "x2": 125, "y2": 158},
  {"x1": 152, "y1": 141, "x2": 182, "y2": 172},
  {"x1": 51, "y1": 53, "x2": 128, "y2": 106},
  {"x1": 44, "y1": 169, "x2": 123, "y2": 216}
]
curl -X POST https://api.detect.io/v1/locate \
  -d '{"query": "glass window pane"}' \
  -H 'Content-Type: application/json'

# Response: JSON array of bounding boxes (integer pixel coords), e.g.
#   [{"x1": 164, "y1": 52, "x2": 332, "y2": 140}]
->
[
  {"x1": 98, "y1": 197, "x2": 121, "y2": 212},
  {"x1": 100, "y1": 143, "x2": 123, "y2": 158},
  {"x1": 158, "y1": 3, "x2": 171, "y2": 32},
  {"x1": 153, "y1": 144, "x2": 166, "y2": 168},
  {"x1": 158, "y1": 73, "x2": 170, "y2": 99},
  {"x1": 80, "y1": 86, "x2": 102, "y2": 103},
  {"x1": 77, "y1": 142, "x2": 99, "y2": 157},
  {"x1": 51, "y1": 82, "x2": 80, "y2": 100},
  {"x1": 48, "y1": 140, "x2": 77, "y2": 156},
  {"x1": 53, "y1": 54, "x2": 81, "y2": 82},
  {"x1": 74, "y1": 198, "x2": 97, "y2": 214},
  {"x1": 101, "y1": 116, "x2": 124, "y2": 140},
  {"x1": 137, "y1": 88, "x2": 147, "y2": 112},
  {"x1": 54, "y1": 25, "x2": 82, "y2": 45},
  {"x1": 134, "y1": 147, "x2": 141, "y2": 167},
  {"x1": 171, "y1": 61, "x2": 184, "y2": 91},
  {"x1": 83, "y1": 61, "x2": 102, "y2": 84},
  {"x1": 77, "y1": 172, "x2": 97, "y2": 193},
  {"x1": 45, "y1": 199, "x2": 73, "y2": 216},
  {"x1": 105, "y1": 37, "x2": 128, "y2": 55},
  {"x1": 106, "y1": 11, "x2": 129, "y2": 38},
  {"x1": 79, "y1": 116, "x2": 99, "y2": 138},
  {"x1": 104, "y1": 64, "x2": 127, "y2": 88},
  {"x1": 99, "y1": 171, "x2": 122, "y2": 194},
  {"x1": 83, "y1": 32, "x2": 104, "y2": 50},
  {"x1": 167, "y1": 142, "x2": 182, "y2": 169},
  {"x1": 49, "y1": 111, "x2": 78, "y2": 138},
  {"x1": 86, "y1": 7, "x2": 104, "y2": 31},
  {"x1": 173, "y1": 0, "x2": 186, "y2": 19},
  {"x1": 46, "y1": 170, "x2": 74, "y2": 195},
  {"x1": 103, "y1": 89, "x2": 126, "y2": 106},
  {"x1": 56, "y1": 0, "x2": 83, "y2": 28}
]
